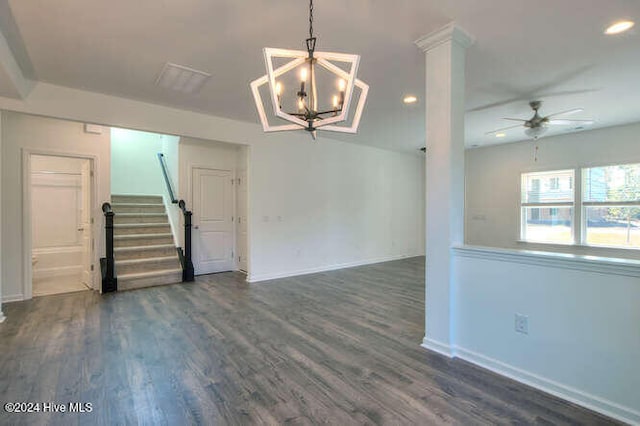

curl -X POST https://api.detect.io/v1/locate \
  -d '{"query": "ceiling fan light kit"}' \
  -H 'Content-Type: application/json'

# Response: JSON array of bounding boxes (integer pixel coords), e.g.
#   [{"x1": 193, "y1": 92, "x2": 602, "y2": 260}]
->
[{"x1": 250, "y1": 0, "x2": 369, "y2": 139}]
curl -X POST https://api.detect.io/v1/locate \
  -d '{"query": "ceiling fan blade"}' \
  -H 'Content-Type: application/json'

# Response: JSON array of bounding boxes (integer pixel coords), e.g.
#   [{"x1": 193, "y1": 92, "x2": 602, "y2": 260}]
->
[
  {"x1": 501, "y1": 118, "x2": 528, "y2": 122},
  {"x1": 545, "y1": 108, "x2": 584, "y2": 119},
  {"x1": 548, "y1": 119, "x2": 594, "y2": 125},
  {"x1": 485, "y1": 124, "x2": 522, "y2": 135},
  {"x1": 466, "y1": 89, "x2": 600, "y2": 113}
]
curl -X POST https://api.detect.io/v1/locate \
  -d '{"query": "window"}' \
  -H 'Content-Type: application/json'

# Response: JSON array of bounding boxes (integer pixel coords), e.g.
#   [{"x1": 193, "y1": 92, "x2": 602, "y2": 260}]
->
[
  {"x1": 583, "y1": 164, "x2": 640, "y2": 248},
  {"x1": 521, "y1": 163, "x2": 640, "y2": 249},
  {"x1": 521, "y1": 170, "x2": 574, "y2": 244}
]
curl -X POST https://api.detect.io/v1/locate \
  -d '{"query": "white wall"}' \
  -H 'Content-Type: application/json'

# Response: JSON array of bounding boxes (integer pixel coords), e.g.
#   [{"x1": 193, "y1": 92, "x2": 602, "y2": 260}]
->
[
  {"x1": 249, "y1": 137, "x2": 424, "y2": 281},
  {"x1": 110, "y1": 127, "x2": 164, "y2": 196},
  {"x1": 453, "y1": 248, "x2": 640, "y2": 423},
  {"x1": 1, "y1": 111, "x2": 110, "y2": 301},
  {"x1": 466, "y1": 122, "x2": 640, "y2": 260}
]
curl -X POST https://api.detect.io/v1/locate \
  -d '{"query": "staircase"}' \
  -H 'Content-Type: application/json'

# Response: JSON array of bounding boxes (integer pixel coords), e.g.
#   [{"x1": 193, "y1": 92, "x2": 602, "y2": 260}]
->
[{"x1": 111, "y1": 195, "x2": 182, "y2": 290}]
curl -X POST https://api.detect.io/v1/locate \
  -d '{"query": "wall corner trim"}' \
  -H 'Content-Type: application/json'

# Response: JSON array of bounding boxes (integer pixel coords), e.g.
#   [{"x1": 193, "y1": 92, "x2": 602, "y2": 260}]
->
[
  {"x1": 420, "y1": 337, "x2": 455, "y2": 358},
  {"x1": 452, "y1": 245, "x2": 640, "y2": 278},
  {"x1": 0, "y1": 312, "x2": 5, "y2": 323},
  {"x1": 454, "y1": 345, "x2": 640, "y2": 425}
]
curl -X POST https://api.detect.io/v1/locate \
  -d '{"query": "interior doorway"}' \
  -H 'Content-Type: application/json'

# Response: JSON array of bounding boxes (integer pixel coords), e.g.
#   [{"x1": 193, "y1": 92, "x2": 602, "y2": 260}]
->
[
  {"x1": 191, "y1": 167, "x2": 235, "y2": 274},
  {"x1": 29, "y1": 154, "x2": 93, "y2": 297}
]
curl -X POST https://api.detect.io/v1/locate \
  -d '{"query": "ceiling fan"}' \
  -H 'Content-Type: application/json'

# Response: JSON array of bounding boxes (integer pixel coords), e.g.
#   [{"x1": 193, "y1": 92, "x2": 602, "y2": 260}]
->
[{"x1": 486, "y1": 101, "x2": 594, "y2": 139}]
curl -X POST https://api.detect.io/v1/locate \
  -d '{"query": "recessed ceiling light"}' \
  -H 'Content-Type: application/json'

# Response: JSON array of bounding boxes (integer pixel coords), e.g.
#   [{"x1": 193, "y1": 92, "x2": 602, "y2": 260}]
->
[
  {"x1": 605, "y1": 20, "x2": 635, "y2": 35},
  {"x1": 495, "y1": 133, "x2": 506, "y2": 138},
  {"x1": 403, "y1": 95, "x2": 418, "y2": 104}
]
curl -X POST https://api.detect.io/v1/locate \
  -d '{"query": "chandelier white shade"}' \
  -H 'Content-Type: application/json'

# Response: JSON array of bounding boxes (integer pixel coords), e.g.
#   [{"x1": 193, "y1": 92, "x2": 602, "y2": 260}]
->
[{"x1": 250, "y1": 0, "x2": 369, "y2": 138}]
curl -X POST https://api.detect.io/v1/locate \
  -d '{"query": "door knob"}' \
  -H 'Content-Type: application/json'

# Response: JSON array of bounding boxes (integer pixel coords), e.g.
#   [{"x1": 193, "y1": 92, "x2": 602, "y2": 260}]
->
[
  {"x1": 194, "y1": 225, "x2": 199, "y2": 229},
  {"x1": 77, "y1": 227, "x2": 84, "y2": 231}
]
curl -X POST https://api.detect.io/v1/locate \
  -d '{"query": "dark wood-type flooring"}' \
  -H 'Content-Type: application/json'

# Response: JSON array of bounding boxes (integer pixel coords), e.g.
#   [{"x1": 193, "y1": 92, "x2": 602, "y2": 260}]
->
[{"x1": 0, "y1": 257, "x2": 620, "y2": 425}]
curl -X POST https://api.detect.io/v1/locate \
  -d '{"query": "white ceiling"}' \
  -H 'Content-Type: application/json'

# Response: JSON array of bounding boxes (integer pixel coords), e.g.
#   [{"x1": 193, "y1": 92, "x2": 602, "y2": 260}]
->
[{"x1": 1, "y1": 0, "x2": 639, "y2": 153}]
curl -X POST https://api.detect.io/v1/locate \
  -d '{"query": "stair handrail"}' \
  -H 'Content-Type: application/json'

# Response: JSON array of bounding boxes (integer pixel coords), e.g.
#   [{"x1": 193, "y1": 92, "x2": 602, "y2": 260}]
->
[
  {"x1": 156, "y1": 153, "x2": 194, "y2": 282},
  {"x1": 101, "y1": 202, "x2": 118, "y2": 292},
  {"x1": 177, "y1": 199, "x2": 195, "y2": 282},
  {"x1": 157, "y1": 153, "x2": 178, "y2": 203}
]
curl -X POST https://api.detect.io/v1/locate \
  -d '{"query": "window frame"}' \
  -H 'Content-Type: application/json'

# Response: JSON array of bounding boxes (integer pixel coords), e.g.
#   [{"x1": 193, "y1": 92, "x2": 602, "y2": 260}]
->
[
  {"x1": 580, "y1": 164, "x2": 640, "y2": 249},
  {"x1": 520, "y1": 169, "x2": 576, "y2": 245},
  {"x1": 520, "y1": 163, "x2": 640, "y2": 249}
]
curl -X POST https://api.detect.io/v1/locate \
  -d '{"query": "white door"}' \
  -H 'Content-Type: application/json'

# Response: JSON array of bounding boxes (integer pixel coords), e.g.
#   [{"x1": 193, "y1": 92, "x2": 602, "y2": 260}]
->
[
  {"x1": 80, "y1": 160, "x2": 93, "y2": 287},
  {"x1": 192, "y1": 168, "x2": 234, "y2": 274},
  {"x1": 236, "y1": 170, "x2": 248, "y2": 272}
]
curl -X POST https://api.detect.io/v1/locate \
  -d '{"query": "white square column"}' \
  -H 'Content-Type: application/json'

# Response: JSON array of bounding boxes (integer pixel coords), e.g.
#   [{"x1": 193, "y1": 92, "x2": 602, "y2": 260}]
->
[{"x1": 415, "y1": 24, "x2": 473, "y2": 356}]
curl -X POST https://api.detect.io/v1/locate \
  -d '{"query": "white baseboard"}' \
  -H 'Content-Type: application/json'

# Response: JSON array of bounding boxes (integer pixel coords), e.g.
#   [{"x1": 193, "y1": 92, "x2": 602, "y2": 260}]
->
[
  {"x1": 2, "y1": 294, "x2": 24, "y2": 303},
  {"x1": 32, "y1": 265, "x2": 82, "y2": 279},
  {"x1": 453, "y1": 346, "x2": 640, "y2": 425},
  {"x1": 247, "y1": 254, "x2": 422, "y2": 283},
  {"x1": 421, "y1": 337, "x2": 454, "y2": 358}
]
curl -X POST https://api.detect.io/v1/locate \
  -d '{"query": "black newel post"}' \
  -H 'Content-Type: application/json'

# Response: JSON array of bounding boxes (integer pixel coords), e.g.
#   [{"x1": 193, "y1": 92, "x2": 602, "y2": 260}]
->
[
  {"x1": 180, "y1": 200, "x2": 195, "y2": 282},
  {"x1": 102, "y1": 202, "x2": 117, "y2": 292}
]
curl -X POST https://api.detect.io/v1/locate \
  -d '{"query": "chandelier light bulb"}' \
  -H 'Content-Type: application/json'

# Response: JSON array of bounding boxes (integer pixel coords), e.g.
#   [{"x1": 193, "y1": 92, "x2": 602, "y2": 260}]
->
[
  {"x1": 338, "y1": 79, "x2": 346, "y2": 91},
  {"x1": 300, "y1": 68, "x2": 308, "y2": 82},
  {"x1": 332, "y1": 95, "x2": 339, "y2": 108},
  {"x1": 275, "y1": 82, "x2": 282, "y2": 96}
]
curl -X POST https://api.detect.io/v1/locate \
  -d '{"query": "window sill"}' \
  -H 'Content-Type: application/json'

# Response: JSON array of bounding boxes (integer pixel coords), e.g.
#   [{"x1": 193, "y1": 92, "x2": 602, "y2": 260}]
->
[
  {"x1": 452, "y1": 245, "x2": 640, "y2": 278},
  {"x1": 516, "y1": 240, "x2": 640, "y2": 251}
]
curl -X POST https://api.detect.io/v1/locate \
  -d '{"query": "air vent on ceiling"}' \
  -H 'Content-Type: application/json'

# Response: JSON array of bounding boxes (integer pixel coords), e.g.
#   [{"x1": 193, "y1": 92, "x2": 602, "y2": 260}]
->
[{"x1": 155, "y1": 62, "x2": 211, "y2": 94}]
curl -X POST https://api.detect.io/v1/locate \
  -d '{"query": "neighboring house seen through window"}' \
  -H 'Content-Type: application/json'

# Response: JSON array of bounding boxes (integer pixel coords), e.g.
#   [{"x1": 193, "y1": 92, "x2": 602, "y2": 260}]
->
[
  {"x1": 583, "y1": 164, "x2": 640, "y2": 248},
  {"x1": 521, "y1": 170, "x2": 574, "y2": 244},
  {"x1": 521, "y1": 163, "x2": 640, "y2": 248}
]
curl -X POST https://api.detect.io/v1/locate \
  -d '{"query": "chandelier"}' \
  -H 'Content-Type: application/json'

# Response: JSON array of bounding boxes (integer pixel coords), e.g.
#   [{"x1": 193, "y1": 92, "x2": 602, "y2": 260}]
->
[{"x1": 250, "y1": 0, "x2": 369, "y2": 139}]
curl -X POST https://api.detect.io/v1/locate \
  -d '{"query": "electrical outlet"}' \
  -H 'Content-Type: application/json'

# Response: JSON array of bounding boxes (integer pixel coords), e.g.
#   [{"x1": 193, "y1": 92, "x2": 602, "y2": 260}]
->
[{"x1": 515, "y1": 313, "x2": 528, "y2": 335}]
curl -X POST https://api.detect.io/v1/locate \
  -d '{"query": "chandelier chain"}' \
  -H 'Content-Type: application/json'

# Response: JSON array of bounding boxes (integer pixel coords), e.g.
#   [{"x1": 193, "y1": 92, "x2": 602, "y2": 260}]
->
[{"x1": 308, "y1": 0, "x2": 314, "y2": 39}]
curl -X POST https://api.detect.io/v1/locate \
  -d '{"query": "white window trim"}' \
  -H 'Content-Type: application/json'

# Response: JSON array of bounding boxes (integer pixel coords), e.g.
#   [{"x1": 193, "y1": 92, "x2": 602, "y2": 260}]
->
[
  {"x1": 521, "y1": 164, "x2": 640, "y2": 250},
  {"x1": 520, "y1": 169, "x2": 575, "y2": 244}
]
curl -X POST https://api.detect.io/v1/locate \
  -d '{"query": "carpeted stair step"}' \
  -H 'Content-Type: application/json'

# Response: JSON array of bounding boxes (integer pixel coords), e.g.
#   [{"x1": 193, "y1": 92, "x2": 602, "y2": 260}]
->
[
  {"x1": 114, "y1": 233, "x2": 174, "y2": 248},
  {"x1": 114, "y1": 223, "x2": 171, "y2": 235},
  {"x1": 111, "y1": 203, "x2": 166, "y2": 214},
  {"x1": 115, "y1": 213, "x2": 169, "y2": 224},
  {"x1": 118, "y1": 268, "x2": 183, "y2": 291},
  {"x1": 116, "y1": 255, "x2": 181, "y2": 275},
  {"x1": 111, "y1": 194, "x2": 163, "y2": 204},
  {"x1": 115, "y1": 244, "x2": 177, "y2": 260}
]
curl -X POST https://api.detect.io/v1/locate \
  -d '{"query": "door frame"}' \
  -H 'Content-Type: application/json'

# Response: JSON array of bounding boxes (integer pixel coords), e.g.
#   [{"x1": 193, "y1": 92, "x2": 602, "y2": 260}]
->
[
  {"x1": 187, "y1": 163, "x2": 237, "y2": 274},
  {"x1": 22, "y1": 148, "x2": 99, "y2": 299}
]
